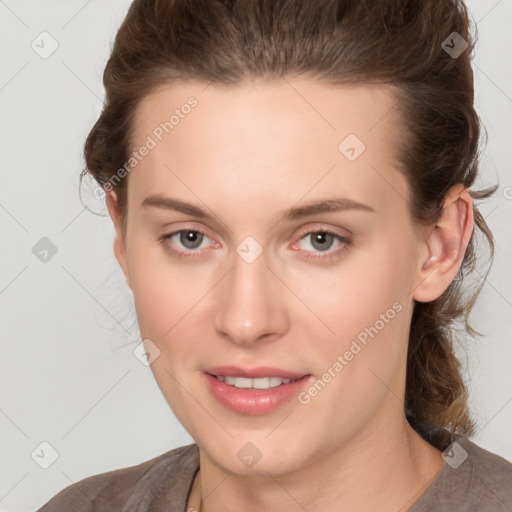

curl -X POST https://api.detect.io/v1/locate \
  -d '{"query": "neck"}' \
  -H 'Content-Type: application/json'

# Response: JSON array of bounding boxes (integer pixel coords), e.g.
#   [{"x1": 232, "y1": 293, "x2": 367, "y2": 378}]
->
[{"x1": 190, "y1": 409, "x2": 444, "y2": 512}]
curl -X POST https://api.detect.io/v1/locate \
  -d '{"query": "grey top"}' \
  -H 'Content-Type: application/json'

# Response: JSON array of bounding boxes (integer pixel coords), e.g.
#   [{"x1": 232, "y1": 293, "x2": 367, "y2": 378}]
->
[{"x1": 37, "y1": 418, "x2": 512, "y2": 511}]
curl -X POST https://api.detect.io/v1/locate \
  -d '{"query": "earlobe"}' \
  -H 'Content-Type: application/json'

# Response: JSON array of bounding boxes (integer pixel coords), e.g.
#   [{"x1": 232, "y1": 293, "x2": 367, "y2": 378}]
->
[
  {"x1": 413, "y1": 185, "x2": 474, "y2": 302},
  {"x1": 105, "y1": 190, "x2": 131, "y2": 289}
]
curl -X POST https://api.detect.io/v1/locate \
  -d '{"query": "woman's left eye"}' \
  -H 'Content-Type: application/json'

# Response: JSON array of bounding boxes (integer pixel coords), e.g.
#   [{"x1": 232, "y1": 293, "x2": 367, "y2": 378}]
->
[{"x1": 293, "y1": 230, "x2": 352, "y2": 262}]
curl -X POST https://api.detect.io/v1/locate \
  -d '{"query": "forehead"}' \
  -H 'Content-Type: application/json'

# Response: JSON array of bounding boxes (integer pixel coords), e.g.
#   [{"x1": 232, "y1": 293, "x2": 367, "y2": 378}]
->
[
  {"x1": 133, "y1": 77, "x2": 401, "y2": 147},
  {"x1": 128, "y1": 78, "x2": 408, "y2": 216}
]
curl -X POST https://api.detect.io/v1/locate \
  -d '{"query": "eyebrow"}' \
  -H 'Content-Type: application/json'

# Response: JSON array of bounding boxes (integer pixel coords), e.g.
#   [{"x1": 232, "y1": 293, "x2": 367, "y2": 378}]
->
[{"x1": 141, "y1": 195, "x2": 375, "y2": 221}]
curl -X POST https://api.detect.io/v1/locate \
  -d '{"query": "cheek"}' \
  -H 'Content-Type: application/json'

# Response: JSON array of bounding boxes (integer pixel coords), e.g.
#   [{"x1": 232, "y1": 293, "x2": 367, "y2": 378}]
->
[
  {"x1": 315, "y1": 239, "x2": 412, "y2": 332},
  {"x1": 126, "y1": 235, "x2": 208, "y2": 339},
  {"x1": 308, "y1": 236, "x2": 415, "y2": 382},
  {"x1": 295, "y1": 257, "x2": 412, "y2": 433}
]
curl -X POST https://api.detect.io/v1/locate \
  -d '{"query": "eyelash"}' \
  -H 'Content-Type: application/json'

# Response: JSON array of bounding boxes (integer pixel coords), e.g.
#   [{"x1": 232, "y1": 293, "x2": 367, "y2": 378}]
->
[
  {"x1": 295, "y1": 229, "x2": 352, "y2": 263},
  {"x1": 158, "y1": 228, "x2": 352, "y2": 263},
  {"x1": 158, "y1": 228, "x2": 213, "y2": 261}
]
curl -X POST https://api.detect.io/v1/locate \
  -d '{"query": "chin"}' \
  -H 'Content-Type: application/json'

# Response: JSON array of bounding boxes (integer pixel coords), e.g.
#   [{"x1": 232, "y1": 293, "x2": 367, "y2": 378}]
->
[{"x1": 198, "y1": 432, "x2": 316, "y2": 477}]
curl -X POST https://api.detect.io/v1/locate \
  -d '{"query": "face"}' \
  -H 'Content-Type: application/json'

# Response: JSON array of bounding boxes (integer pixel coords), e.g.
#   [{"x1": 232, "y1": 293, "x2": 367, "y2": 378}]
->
[{"x1": 109, "y1": 78, "x2": 430, "y2": 476}]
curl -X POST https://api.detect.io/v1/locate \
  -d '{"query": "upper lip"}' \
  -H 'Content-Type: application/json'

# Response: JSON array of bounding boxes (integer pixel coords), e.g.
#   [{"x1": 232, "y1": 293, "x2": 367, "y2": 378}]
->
[{"x1": 204, "y1": 365, "x2": 309, "y2": 379}]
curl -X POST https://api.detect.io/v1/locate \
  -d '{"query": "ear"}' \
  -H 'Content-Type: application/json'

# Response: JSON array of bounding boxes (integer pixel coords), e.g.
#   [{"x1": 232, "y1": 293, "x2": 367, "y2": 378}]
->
[
  {"x1": 413, "y1": 184, "x2": 474, "y2": 302},
  {"x1": 105, "y1": 190, "x2": 131, "y2": 289}
]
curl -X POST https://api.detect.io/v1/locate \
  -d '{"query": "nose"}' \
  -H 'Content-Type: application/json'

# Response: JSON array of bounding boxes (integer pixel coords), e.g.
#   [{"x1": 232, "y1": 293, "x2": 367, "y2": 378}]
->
[{"x1": 213, "y1": 249, "x2": 290, "y2": 347}]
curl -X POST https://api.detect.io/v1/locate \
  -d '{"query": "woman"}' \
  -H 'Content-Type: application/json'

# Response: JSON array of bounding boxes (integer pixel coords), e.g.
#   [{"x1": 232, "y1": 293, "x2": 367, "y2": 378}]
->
[{"x1": 38, "y1": 0, "x2": 512, "y2": 510}]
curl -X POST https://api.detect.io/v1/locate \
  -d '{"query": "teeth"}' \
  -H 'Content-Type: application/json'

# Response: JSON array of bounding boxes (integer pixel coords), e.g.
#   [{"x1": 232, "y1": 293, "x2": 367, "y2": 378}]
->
[{"x1": 215, "y1": 375, "x2": 298, "y2": 389}]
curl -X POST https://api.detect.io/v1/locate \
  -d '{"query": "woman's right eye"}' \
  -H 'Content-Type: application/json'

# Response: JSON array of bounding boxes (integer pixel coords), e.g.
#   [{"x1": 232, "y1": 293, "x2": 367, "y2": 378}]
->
[{"x1": 158, "y1": 229, "x2": 215, "y2": 259}]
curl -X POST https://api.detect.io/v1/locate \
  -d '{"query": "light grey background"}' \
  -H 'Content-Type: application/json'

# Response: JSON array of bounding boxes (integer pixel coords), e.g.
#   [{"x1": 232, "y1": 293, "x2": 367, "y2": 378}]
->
[{"x1": 1, "y1": 1, "x2": 511, "y2": 510}]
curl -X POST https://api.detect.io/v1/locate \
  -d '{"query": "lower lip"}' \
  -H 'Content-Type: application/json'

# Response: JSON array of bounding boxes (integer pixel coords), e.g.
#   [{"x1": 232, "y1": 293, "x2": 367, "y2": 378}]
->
[{"x1": 203, "y1": 372, "x2": 313, "y2": 415}]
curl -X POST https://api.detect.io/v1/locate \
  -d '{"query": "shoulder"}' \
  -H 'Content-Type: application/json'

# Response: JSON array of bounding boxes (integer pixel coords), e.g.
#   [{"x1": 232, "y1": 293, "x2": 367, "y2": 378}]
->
[
  {"x1": 413, "y1": 436, "x2": 512, "y2": 511},
  {"x1": 36, "y1": 443, "x2": 199, "y2": 512},
  {"x1": 457, "y1": 437, "x2": 512, "y2": 505}
]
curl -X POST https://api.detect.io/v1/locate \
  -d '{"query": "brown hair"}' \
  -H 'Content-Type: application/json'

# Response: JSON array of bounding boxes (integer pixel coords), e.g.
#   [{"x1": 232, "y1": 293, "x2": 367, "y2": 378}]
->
[{"x1": 82, "y1": 0, "x2": 497, "y2": 436}]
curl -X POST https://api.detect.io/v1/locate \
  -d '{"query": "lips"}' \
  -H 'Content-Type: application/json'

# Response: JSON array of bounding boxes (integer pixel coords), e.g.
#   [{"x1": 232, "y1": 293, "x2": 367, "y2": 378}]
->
[
  {"x1": 204, "y1": 365, "x2": 308, "y2": 380},
  {"x1": 202, "y1": 365, "x2": 313, "y2": 415}
]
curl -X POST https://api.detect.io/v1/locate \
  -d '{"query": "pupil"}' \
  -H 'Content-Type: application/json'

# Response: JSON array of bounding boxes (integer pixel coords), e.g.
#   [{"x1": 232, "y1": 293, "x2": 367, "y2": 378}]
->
[
  {"x1": 181, "y1": 230, "x2": 203, "y2": 249},
  {"x1": 312, "y1": 232, "x2": 333, "y2": 251}
]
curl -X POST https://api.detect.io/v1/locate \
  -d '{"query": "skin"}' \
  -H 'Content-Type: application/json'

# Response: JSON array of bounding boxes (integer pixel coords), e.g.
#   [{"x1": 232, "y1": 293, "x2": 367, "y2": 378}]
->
[{"x1": 105, "y1": 78, "x2": 474, "y2": 512}]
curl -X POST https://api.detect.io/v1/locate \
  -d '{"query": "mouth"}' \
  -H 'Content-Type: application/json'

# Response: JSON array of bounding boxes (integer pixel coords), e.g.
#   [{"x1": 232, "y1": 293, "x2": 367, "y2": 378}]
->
[
  {"x1": 202, "y1": 366, "x2": 313, "y2": 415},
  {"x1": 209, "y1": 374, "x2": 303, "y2": 389}
]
